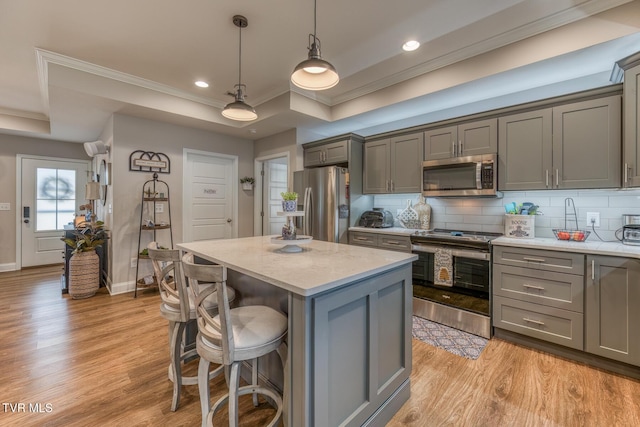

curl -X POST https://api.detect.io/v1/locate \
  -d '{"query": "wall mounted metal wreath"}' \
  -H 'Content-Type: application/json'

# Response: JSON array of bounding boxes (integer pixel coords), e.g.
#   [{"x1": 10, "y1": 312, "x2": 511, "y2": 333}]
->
[{"x1": 129, "y1": 151, "x2": 170, "y2": 174}]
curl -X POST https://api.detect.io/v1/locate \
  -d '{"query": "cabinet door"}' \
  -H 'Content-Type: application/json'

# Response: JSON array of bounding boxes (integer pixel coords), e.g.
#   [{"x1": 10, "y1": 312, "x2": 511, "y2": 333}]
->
[
  {"x1": 624, "y1": 63, "x2": 640, "y2": 187},
  {"x1": 363, "y1": 140, "x2": 390, "y2": 194},
  {"x1": 323, "y1": 140, "x2": 349, "y2": 165},
  {"x1": 498, "y1": 108, "x2": 552, "y2": 190},
  {"x1": 390, "y1": 133, "x2": 424, "y2": 193},
  {"x1": 586, "y1": 255, "x2": 640, "y2": 366},
  {"x1": 423, "y1": 126, "x2": 457, "y2": 160},
  {"x1": 304, "y1": 146, "x2": 325, "y2": 168},
  {"x1": 553, "y1": 96, "x2": 621, "y2": 189},
  {"x1": 459, "y1": 118, "x2": 497, "y2": 156}
]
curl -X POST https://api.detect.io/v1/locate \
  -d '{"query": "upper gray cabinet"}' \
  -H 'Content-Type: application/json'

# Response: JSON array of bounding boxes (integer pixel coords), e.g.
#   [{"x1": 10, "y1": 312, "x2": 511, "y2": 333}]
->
[
  {"x1": 304, "y1": 140, "x2": 349, "y2": 167},
  {"x1": 424, "y1": 118, "x2": 497, "y2": 160},
  {"x1": 499, "y1": 95, "x2": 621, "y2": 191},
  {"x1": 620, "y1": 58, "x2": 640, "y2": 187},
  {"x1": 364, "y1": 132, "x2": 424, "y2": 194},
  {"x1": 302, "y1": 134, "x2": 364, "y2": 168}
]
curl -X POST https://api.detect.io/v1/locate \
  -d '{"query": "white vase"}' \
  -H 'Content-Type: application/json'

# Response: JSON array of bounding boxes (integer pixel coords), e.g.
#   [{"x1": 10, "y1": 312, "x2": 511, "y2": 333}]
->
[{"x1": 413, "y1": 195, "x2": 432, "y2": 230}]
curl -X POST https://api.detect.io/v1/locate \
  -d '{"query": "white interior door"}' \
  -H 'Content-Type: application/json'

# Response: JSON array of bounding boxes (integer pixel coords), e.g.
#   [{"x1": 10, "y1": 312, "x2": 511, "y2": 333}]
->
[
  {"x1": 183, "y1": 150, "x2": 237, "y2": 243},
  {"x1": 20, "y1": 156, "x2": 90, "y2": 267},
  {"x1": 262, "y1": 159, "x2": 288, "y2": 235}
]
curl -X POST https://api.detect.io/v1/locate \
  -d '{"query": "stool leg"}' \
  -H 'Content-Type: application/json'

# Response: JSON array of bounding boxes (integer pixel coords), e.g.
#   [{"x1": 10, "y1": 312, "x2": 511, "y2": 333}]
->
[
  {"x1": 252, "y1": 358, "x2": 259, "y2": 407},
  {"x1": 229, "y1": 362, "x2": 241, "y2": 427},
  {"x1": 198, "y1": 357, "x2": 211, "y2": 427},
  {"x1": 170, "y1": 322, "x2": 187, "y2": 411}
]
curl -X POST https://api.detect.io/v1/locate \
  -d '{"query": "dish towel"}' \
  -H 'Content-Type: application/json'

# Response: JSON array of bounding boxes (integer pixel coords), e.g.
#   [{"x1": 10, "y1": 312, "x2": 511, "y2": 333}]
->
[{"x1": 434, "y1": 248, "x2": 453, "y2": 287}]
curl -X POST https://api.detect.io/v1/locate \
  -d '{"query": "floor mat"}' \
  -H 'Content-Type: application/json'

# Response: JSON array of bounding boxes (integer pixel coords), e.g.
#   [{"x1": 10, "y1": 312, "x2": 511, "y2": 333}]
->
[{"x1": 412, "y1": 315, "x2": 488, "y2": 360}]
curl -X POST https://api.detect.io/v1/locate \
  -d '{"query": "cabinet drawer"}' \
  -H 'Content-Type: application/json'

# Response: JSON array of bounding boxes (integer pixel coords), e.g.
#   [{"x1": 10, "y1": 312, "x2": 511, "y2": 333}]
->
[
  {"x1": 493, "y1": 246, "x2": 584, "y2": 275},
  {"x1": 493, "y1": 295, "x2": 583, "y2": 350},
  {"x1": 493, "y1": 264, "x2": 584, "y2": 312},
  {"x1": 378, "y1": 235, "x2": 411, "y2": 252},
  {"x1": 349, "y1": 232, "x2": 378, "y2": 247}
]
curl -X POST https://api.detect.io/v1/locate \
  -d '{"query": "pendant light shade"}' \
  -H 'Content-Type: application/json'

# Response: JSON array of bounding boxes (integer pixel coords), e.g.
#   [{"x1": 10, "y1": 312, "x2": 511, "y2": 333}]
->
[
  {"x1": 222, "y1": 84, "x2": 257, "y2": 121},
  {"x1": 291, "y1": 0, "x2": 339, "y2": 91},
  {"x1": 222, "y1": 15, "x2": 257, "y2": 121}
]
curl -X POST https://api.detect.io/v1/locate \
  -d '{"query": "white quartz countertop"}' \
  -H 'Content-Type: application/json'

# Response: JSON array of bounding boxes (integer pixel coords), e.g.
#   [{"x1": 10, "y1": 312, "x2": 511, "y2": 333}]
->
[
  {"x1": 178, "y1": 236, "x2": 417, "y2": 297},
  {"x1": 349, "y1": 226, "x2": 416, "y2": 236},
  {"x1": 492, "y1": 236, "x2": 640, "y2": 259}
]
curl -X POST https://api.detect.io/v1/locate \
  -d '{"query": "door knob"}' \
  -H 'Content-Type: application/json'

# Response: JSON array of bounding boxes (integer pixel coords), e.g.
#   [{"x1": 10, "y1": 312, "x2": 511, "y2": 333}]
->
[
  {"x1": 23, "y1": 219, "x2": 29, "y2": 224},
  {"x1": 226, "y1": 218, "x2": 232, "y2": 223}
]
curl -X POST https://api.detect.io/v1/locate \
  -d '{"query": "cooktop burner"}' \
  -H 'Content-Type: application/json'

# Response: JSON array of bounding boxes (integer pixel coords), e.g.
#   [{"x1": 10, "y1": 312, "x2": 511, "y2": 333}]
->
[{"x1": 411, "y1": 228, "x2": 503, "y2": 246}]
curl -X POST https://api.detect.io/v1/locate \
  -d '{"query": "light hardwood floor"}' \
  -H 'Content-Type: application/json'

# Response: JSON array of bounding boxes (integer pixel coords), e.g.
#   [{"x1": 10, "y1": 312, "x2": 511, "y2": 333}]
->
[{"x1": 1, "y1": 265, "x2": 640, "y2": 426}]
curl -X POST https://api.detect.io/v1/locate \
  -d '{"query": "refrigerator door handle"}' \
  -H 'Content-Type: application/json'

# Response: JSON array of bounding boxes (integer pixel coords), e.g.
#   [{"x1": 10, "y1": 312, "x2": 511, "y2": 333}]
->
[{"x1": 304, "y1": 187, "x2": 311, "y2": 236}]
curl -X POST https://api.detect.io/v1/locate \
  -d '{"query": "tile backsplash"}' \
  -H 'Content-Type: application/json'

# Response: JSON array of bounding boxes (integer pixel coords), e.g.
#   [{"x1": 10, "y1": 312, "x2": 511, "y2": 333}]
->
[{"x1": 373, "y1": 189, "x2": 640, "y2": 242}]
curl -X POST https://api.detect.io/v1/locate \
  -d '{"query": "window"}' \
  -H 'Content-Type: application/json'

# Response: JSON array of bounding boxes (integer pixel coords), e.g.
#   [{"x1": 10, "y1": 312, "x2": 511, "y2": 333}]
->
[{"x1": 36, "y1": 168, "x2": 76, "y2": 231}]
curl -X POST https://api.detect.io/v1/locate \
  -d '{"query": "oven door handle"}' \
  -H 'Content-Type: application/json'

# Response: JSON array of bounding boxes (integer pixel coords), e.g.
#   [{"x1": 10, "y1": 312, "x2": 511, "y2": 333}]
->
[{"x1": 411, "y1": 244, "x2": 490, "y2": 261}]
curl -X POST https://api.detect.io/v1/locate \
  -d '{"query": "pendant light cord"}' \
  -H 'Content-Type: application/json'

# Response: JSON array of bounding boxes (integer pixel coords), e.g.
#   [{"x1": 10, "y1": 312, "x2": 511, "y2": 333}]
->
[
  {"x1": 313, "y1": 0, "x2": 317, "y2": 39},
  {"x1": 238, "y1": 23, "x2": 242, "y2": 88}
]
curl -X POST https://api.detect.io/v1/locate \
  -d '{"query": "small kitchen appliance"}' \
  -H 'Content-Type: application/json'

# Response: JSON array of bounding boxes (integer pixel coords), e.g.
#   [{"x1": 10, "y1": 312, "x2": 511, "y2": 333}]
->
[
  {"x1": 622, "y1": 224, "x2": 640, "y2": 246},
  {"x1": 358, "y1": 208, "x2": 394, "y2": 228}
]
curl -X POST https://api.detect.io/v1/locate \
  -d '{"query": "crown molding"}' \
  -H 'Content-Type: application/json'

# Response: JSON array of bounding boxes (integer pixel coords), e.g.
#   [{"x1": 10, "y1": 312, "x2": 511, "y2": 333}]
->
[
  {"x1": 35, "y1": 48, "x2": 228, "y2": 111},
  {"x1": 330, "y1": 0, "x2": 633, "y2": 106}
]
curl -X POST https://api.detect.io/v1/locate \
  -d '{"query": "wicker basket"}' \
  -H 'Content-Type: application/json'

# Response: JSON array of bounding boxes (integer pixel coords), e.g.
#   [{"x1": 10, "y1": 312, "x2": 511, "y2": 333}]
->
[{"x1": 68, "y1": 250, "x2": 100, "y2": 299}]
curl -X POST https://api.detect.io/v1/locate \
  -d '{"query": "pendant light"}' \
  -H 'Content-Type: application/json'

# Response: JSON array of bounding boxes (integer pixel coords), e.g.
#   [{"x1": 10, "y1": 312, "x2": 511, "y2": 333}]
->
[
  {"x1": 291, "y1": 0, "x2": 339, "y2": 91},
  {"x1": 222, "y1": 15, "x2": 257, "y2": 121}
]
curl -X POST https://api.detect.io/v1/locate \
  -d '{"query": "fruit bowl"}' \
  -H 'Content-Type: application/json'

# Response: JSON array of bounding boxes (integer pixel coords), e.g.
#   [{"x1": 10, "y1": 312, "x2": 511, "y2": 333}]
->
[{"x1": 552, "y1": 229, "x2": 590, "y2": 242}]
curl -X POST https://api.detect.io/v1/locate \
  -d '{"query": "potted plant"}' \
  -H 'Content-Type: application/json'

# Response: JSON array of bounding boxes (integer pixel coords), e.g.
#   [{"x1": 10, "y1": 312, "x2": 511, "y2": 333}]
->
[
  {"x1": 281, "y1": 191, "x2": 298, "y2": 212},
  {"x1": 240, "y1": 176, "x2": 255, "y2": 190},
  {"x1": 62, "y1": 221, "x2": 107, "y2": 299}
]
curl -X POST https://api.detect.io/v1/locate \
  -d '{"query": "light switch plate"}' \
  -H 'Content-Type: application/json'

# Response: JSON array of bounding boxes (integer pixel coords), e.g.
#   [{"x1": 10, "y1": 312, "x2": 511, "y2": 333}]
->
[
  {"x1": 0, "y1": 202, "x2": 10, "y2": 211},
  {"x1": 155, "y1": 203, "x2": 164, "y2": 213}
]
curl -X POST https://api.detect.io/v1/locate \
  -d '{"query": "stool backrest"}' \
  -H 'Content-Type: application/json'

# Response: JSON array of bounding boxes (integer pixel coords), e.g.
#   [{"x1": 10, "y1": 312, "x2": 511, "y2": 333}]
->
[
  {"x1": 181, "y1": 254, "x2": 235, "y2": 365},
  {"x1": 147, "y1": 242, "x2": 189, "y2": 322}
]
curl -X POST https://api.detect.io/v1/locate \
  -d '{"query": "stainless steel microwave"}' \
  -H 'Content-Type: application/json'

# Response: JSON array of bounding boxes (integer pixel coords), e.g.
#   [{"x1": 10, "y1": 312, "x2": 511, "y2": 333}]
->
[{"x1": 422, "y1": 154, "x2": 501, "y2": 197}]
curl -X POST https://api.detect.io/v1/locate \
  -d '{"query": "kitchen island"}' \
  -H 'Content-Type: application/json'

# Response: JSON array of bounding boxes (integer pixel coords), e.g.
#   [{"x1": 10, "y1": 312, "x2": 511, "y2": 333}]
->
[{"x1": 178, "y1": 236, "x2": 417, "y2": 427}]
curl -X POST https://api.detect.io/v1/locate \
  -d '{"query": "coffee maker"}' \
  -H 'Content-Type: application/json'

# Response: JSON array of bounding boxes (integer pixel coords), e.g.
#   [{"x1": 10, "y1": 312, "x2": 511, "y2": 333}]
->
[{"x1": 622, "y1": 214, "x2": 640, "y2": 246}]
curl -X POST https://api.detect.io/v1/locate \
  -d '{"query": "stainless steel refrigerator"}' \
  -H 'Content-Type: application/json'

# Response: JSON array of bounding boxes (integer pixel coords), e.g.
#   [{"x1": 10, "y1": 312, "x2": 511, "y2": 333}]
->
[{"x1": 293, "y1": 166, "x2": 371, "y2": 244}]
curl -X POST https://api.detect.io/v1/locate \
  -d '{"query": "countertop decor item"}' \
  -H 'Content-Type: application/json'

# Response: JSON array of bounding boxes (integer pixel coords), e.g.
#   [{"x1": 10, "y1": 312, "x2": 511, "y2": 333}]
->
[
  {"x1": 413, "y1": 195, "x2": 432, "y2": 230},
  {"x1": 552, "y1": 197, "x2": 589, "y2": 242},
  {"x1": 281, "y1": 191, "x2": 298, "y2": 212},
  {"x1": 398, "y1": 199, "x2": 420, "y2": 229}
]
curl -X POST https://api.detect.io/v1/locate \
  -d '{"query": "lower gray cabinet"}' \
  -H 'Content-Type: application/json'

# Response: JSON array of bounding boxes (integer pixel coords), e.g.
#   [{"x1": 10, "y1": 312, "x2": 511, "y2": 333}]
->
[
  {"x1": 586, "y1": 255, "x2": 640, "y2": 366},
  {"x1": 349, "y1": 231, "x2": 411, "y2": 253}
]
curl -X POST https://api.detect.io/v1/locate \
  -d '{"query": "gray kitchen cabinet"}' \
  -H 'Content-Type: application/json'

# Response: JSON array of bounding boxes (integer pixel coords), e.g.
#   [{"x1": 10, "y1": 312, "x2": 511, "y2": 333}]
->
[
  {"x1": 620, "y1": 56, "x2": 640, "y2": 187},
  {"x1": 302, "y1": 134, "x2": 365, "y2": 169},
  {"x1": 423, "y1": 118, "x2": 497, "y2": 160},
  {"x1": 553, "y1": 96, "x2": 621, "y2": 189},
  {"x1": 349, "y1": 231, "x2": 411, "y2": 253},
  {"x1": 493, "y1": 246, "x2": 585, "y2": 350},
  {"x1": 586, "y1": 255, "x2": 640, "y2": 366},
  {"x1": 499, "y1": 95, "x2": 621, "y2": 191},
  {"x1": 304, "y1": 140, "x2": 349, "y2": 167},
  {"x1": 363, "y1": 132, "x2": 423, "y2": 194},
  {"x1": 498, "y1": 108, "x2": 553, "y2": 190}
]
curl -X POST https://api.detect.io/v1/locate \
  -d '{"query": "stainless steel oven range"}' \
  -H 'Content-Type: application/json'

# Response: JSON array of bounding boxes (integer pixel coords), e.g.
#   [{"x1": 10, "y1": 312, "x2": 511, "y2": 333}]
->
[{"x1": 411, "y1": 228, "x2": 502, "y2": 339}]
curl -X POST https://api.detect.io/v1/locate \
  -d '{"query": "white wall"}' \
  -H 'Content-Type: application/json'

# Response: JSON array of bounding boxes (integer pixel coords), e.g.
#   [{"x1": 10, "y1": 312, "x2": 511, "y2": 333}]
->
[{"x1": 374, "y1": 189, "x2": 640, "y2": 242}]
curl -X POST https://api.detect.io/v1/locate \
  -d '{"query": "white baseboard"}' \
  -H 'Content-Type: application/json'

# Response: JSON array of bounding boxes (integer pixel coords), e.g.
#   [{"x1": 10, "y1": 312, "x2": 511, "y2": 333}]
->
[{"x1": 0, "y1": 263, "x2": 17, "y2": 272}]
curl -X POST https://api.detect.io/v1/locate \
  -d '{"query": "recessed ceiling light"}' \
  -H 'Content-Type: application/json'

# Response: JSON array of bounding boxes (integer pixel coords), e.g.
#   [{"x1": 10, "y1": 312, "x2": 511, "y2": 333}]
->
[
  {"x1": 402, "y1": 40, "x2": 420, "y2": 52},
  {"x1": 195, "y1": 81, "x2": 209, "y2": 88}
]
